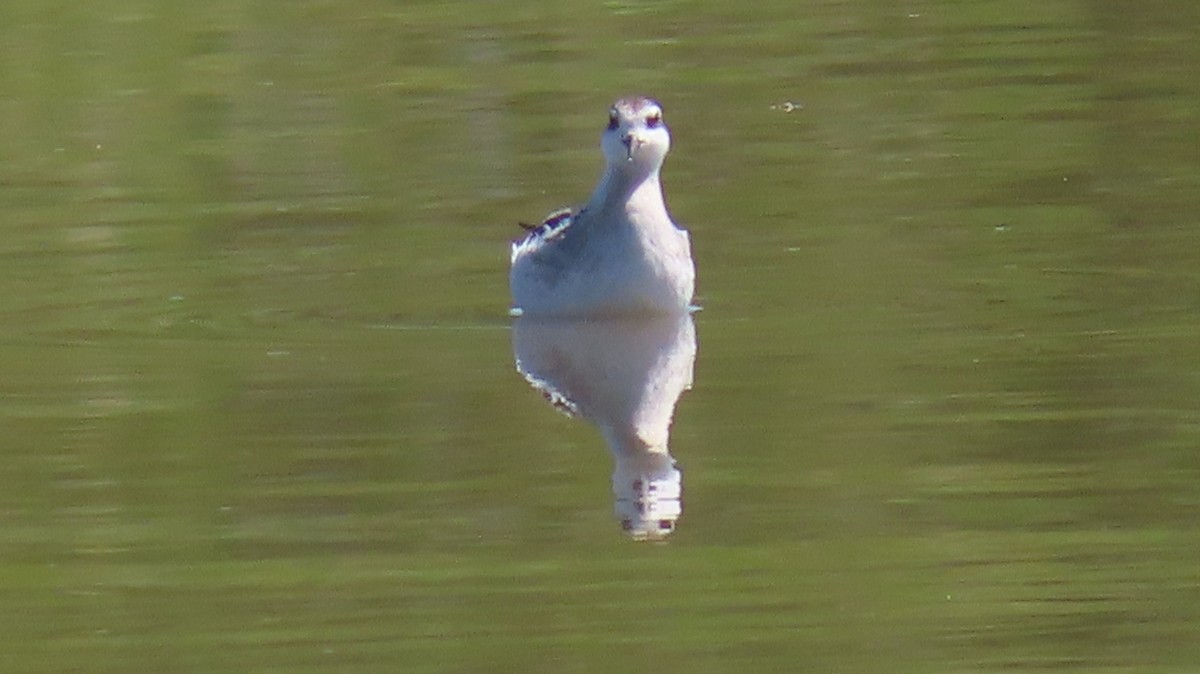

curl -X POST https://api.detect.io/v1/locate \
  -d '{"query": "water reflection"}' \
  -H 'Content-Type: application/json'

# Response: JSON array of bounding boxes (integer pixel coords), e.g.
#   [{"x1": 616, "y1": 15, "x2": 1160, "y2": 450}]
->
[{"x1": 512, "y1": 314, "x2": 696, "y2": 540}]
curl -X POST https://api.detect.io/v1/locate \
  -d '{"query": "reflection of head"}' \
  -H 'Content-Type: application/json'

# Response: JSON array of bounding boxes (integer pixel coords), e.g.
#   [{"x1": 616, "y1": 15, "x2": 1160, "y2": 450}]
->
[{"x1": 614, "y1": 458, "x2": 681, "y2": 540}]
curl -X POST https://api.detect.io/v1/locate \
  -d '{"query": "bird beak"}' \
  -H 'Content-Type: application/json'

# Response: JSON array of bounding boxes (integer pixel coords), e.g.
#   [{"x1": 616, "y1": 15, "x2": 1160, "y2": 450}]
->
[{"x1": 622, "y1": 133, "x2": 636, "y2": 160}]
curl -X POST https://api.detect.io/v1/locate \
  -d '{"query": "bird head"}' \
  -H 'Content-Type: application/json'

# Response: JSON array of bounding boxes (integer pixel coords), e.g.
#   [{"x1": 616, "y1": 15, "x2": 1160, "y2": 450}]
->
[{"x1": 601, "y1": 96, "x2": 671, "y2": 175}]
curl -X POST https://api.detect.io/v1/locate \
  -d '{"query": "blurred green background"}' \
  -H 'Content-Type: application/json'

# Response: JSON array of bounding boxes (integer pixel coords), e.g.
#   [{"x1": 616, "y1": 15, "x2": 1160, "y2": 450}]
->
[{"x1": 2, "y1": 0, "x2": 1198, "y2": 672}]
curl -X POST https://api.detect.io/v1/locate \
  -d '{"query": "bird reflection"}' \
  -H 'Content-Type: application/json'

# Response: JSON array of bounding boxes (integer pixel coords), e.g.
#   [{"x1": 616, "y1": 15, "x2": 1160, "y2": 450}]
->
[{"x1": 512, "y1": 314, "x2": 696, "y2": 540}]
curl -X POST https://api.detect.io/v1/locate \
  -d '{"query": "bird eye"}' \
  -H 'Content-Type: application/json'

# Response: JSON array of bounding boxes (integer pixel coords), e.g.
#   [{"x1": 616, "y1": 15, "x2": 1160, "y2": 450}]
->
[
  {"x1": 607, "y1": 111, "x2": 618, "y2": 131},
  {"x1": 645, "y1": 112, "x2": 662, "y2": 128}
]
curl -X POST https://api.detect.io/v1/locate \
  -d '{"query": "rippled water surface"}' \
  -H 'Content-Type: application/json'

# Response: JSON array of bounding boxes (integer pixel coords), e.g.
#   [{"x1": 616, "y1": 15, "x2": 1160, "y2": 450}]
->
[{"x1": 3, "y1": 1, "x2": 1199, "y2": 672}]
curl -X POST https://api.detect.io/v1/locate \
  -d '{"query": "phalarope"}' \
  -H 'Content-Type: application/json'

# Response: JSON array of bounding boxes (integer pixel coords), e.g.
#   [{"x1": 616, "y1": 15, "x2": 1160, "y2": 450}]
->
[{"x1": 509, "y1": 97, "x2": 695, "y2": 317}]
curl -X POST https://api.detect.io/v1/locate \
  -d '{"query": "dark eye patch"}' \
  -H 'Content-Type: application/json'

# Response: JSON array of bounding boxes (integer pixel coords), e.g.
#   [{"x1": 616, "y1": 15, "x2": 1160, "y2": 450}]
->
[{"x1": 645, "y1": 112, "x2": 662, "y2": 128}]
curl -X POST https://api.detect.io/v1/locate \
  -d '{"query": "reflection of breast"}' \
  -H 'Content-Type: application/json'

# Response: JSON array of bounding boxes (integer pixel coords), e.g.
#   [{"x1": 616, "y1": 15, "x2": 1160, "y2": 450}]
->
[{"x1": 513, "y1": 314, "x2": 697, "y2": 540}]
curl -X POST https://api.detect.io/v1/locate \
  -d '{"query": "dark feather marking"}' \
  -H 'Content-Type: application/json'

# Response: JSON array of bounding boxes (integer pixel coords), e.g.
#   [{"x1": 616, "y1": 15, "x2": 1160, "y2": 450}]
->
[{"x1": 515, "y1": 206, "x2": 580, "y2": 244}]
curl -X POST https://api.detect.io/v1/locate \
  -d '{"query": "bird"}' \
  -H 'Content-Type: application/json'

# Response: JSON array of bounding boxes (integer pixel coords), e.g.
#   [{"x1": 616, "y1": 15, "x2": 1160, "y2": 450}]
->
[{"x1": 509, "y1": 97, "x2": 695, "y2": 317}]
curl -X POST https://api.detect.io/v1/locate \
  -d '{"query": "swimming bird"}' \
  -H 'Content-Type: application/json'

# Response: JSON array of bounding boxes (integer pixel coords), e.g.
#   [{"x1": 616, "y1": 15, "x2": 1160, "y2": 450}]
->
[{"x1": 509, "y1": 97, "x2": 695, "y2": 317}]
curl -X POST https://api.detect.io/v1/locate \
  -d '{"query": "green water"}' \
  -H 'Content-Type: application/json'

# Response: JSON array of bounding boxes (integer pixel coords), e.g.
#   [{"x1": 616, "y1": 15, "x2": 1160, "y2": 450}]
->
[{"x1": 2, "y1": 1, "x2": 1199, "y2": 672}]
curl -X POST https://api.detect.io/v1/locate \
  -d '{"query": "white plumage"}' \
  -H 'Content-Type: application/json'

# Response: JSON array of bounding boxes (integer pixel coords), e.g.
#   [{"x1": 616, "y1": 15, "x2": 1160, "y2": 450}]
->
[{"x1": 509, "y1": 97, "x2": 695, "y2": 317}]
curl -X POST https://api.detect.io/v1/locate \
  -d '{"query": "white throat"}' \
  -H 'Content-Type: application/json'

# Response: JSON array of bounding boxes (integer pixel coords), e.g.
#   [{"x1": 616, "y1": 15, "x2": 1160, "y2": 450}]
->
[{"x1": 590, "y1": 163, "x2": 671, "y2": 227}]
